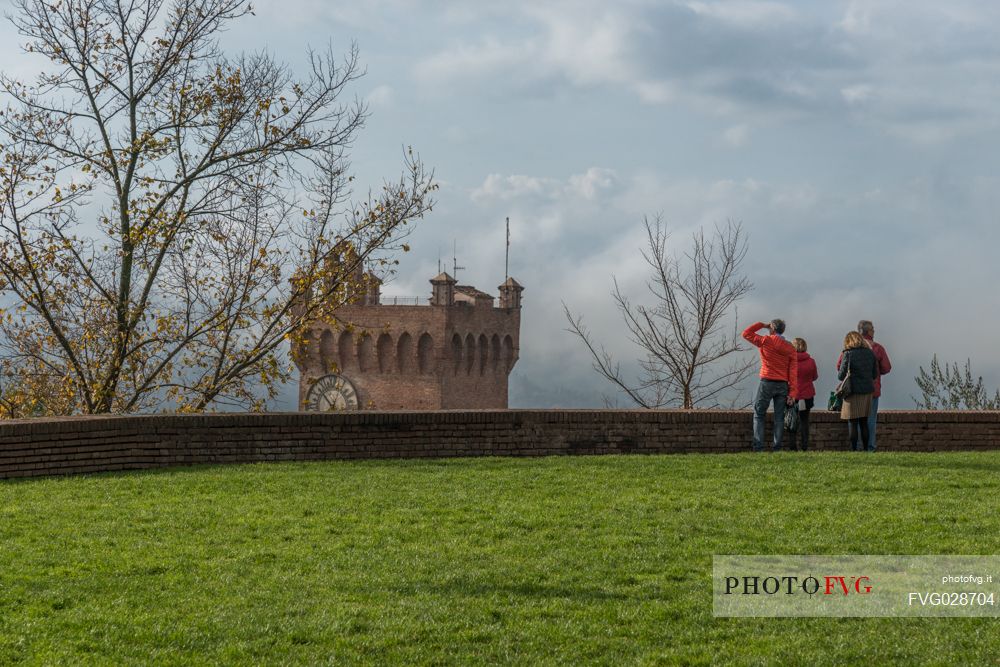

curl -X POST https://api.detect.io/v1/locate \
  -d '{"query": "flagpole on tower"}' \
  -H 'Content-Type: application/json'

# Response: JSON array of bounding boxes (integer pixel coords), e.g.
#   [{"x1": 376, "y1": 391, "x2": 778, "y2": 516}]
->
[
  {"x1": 505, "y1": 217, "x2": 510, "y2": 280},
  {"x1": 452, "y1": 240, "x2": 465, "y2": 281}
]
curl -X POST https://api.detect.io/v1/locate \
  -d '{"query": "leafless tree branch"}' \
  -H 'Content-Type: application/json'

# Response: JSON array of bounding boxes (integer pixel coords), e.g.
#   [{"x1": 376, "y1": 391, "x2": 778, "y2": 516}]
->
[{"x1": 565, "y1": 215, "x2": 754, "y2": 409}]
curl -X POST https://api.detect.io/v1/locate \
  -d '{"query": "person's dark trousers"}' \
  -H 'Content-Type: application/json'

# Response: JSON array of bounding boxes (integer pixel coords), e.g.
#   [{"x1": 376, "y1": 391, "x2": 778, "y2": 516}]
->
[
  {"x1": 797, "y1": 398, "x2": 814, "y2": 450},
  {"x1": 849, "y1": 417, "x2": 869, "y2": 451},
  {"x1": 867, "y1": 396, "x2": 879, "y2": 451},
  {"x1": 752, "y1": 379, "x2": 788, "y2": 451}
]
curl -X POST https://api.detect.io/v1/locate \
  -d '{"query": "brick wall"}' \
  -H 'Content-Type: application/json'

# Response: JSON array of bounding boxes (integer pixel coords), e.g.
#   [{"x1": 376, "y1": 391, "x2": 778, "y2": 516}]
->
[{"x1": 1, "y1": 410, "x2": 998, "y2": 479}]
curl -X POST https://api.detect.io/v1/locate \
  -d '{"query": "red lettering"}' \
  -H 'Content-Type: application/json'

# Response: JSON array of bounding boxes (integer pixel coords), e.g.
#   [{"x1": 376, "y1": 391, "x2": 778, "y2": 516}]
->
[{"x1": 824, "y1": 576, "x2": 850, "y2": 595}]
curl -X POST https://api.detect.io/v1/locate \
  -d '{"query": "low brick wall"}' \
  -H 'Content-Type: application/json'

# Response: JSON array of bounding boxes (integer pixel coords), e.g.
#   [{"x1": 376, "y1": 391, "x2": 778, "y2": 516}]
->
[{"x1": 1, "y1": 410, "x2": 999, "y2": 479}]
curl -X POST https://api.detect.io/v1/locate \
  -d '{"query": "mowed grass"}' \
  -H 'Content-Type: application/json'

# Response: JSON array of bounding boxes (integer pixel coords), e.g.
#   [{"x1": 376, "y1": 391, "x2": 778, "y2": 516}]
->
[{"x1": 1, "y1": 452, "x2": 999, "y2": 665}]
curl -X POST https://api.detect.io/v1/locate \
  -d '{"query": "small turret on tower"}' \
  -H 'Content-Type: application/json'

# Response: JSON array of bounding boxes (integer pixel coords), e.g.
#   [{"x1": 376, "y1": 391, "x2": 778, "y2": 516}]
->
[
  {"x1": 498, "y1": 277, "x2": 523, "y2": 309},
  {"x1": 362, "y1": 271, "x2": 382, "y2": 305},
  {"x1": 323, "y1": 238, "x2": 366, "y2": 303},
  {"x1": 430, "y1": 271, "x2": 457, "y2": 306}
]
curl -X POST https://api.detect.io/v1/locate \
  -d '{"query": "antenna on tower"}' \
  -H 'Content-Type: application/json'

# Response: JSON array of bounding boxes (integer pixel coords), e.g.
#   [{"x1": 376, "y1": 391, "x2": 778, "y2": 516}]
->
[
  {"x1": 437, "y1": 247, "x2": 441, "y2": 275},
  {"x1": 505, "y1": 217, "x2": 510, "y2": 280},
  {"x1": 452, "y1": 240, "x2": 465, "y2": 281}
]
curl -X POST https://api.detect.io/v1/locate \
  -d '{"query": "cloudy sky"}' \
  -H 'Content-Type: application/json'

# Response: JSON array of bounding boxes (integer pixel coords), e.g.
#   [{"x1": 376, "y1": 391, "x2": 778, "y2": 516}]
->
[{"x1": 4, "y1": 0, "x2": 1000, "y2": 409}]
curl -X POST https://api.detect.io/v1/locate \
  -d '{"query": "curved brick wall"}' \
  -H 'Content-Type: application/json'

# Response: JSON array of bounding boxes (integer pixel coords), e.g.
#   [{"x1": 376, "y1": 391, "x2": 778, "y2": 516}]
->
[{"x1": 1, "y1": 410, "x2": 998, "y2": 479}]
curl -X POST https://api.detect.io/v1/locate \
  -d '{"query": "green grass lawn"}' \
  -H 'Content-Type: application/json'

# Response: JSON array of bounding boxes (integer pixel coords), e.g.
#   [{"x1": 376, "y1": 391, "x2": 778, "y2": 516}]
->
[{"x1": 1, "y1": 452, "x2": 999, "y2": 665}]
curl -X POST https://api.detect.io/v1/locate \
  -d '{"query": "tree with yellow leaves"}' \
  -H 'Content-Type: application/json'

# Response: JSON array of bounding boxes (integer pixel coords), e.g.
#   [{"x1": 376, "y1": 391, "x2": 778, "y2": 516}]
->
[{"x1": 0, "y1": 0, "x2": 436, "y2": 415}]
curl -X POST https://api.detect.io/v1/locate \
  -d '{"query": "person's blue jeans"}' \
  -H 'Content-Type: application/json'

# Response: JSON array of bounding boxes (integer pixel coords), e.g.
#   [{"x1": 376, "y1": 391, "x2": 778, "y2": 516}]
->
[
  {"x1": 752, "y1": 379, "x2": 788, "y2": 451},
  {"x1": 867, "y1": 396, "x2": 879, "y2": 451}
]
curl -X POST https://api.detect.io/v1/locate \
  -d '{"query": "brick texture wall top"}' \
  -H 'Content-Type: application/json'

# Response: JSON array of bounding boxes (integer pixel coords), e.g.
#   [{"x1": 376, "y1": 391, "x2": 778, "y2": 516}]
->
[{"x1": 0, "y1": 410, "x2": 998, "y2": 480}]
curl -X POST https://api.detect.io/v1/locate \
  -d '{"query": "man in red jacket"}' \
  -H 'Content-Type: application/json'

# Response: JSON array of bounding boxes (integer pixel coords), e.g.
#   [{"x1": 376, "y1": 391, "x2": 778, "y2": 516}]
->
[
  {"x1": 859, "y1": 320, "x2": 891, "y2": 451},
  {"x1": 743, "y1": 319, "x2": 798, "y2": 452}
]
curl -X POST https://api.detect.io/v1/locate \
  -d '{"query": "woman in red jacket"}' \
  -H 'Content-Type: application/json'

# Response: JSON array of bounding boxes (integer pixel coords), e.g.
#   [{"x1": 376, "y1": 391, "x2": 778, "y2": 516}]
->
[{"x1": 792, "y1": 338, "x2": 819, "y2": 450}]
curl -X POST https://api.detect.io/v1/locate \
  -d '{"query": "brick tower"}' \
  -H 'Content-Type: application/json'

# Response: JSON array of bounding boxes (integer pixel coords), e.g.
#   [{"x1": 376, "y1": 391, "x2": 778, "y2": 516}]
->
[{"x1": 293, "y1": 264, "x2": 523, "y2": 411}]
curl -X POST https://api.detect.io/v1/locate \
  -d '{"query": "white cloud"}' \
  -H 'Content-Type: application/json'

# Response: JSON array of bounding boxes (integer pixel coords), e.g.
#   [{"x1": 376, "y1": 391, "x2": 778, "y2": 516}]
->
[
  {"x1": 841, "y1": 84, "x2": 873, "y2": 105},
  {"x1": 471, "y1": 168, "x2": 618, "y2": 206},
  {"x1": 256, "y1": 0, "x2": 419, "y2": 29},
  {"x1": 633, "y1": 81, "x2": 675, "y2": 104},
  {"x1": 366, "y1": 84, "x2": 395, "y2": 108},
  {"x1": 530, "y1": 5, "x2": 636, "y2": 87},
  {"x1": 568, "y1": 168, "x2": 618, "y2": 199},
  {"x1": 414, "y1": 36, "x2": 534, "y2": 84},
  {"x1": 471, "y1": 173, "x2": 553, "y2": 203},
  {"x1": 838, "y1": 0, "x2": 873, "y2": 35},
  {"x1": 412, "y1": 3, "x2": 671, "y2": 106},
  {"x1": 685, "y1": 1, "x2": 798, "y2": 27},
  {"x1": 722, "y1": 123, "x2": 750, "y2": 147},
  {"x1": 405, "y1": 0, "x2": 1000, "y2": 143}
]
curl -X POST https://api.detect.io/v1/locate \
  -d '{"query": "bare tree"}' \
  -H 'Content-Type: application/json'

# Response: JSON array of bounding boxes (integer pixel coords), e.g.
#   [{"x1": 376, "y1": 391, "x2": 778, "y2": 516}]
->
[
  {"x1": 564, "y1": 216, "x2": 754, "y2": 409},
  {"x1": 0, "y1": 0, "x2": 436, "y2": 416},
  {"x1": 914, "y1": 355, "x2": 1000, "y2": 410}
]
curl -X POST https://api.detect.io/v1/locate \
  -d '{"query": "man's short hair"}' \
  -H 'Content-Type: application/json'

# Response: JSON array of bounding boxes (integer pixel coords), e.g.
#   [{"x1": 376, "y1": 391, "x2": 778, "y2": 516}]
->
[
  {"x1": 770, "y1": 319, "x2": 786, "y2": 335},
  {"x1": 858, "y1": 320, "x2": 874, "y2": 336}
]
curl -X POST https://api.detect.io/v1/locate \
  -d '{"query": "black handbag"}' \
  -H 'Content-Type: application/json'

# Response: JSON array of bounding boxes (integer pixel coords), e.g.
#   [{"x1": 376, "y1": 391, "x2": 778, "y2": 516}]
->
[
  {"x1": 835, "y1": 351, "x2": 853, "y2": 399},
  {"x1": 784, "y1": 403, "x2": 800, "y2": 432}
]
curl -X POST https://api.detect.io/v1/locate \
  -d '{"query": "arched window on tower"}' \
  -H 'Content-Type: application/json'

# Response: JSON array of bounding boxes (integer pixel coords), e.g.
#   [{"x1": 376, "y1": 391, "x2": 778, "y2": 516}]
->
[
  {"x1": 502, "y1": 335, "x2": 514, "y2": 373},
  {"x1": 465, "y1": 333, "x2": 476, "y2": 374},
  {"x1": 417, "y1": 333, "x2": 434, "y2": 374},
  {"x1": 305, "y1": 329, "x2": 323, "y2": 370},
  {"x1": 478, "y1": 334, "x2": 488, "y2": 375},
  {"x1": 397, "y1": 333, "x2": 413, "y2": 374},
  {"x1": 377, "y1": 333, "x2": 393, "y2": 373},
  {"x1": 490, "y1": 334, "x2": 501, "y2": 374},
  {"x1": 338, "y1": 331, "x2": 354, "y2": 372},
  {"x1": 451, "y1": 333, "x2": 463, "y2": 375},
  {"x1": 357, "y1": 334, "x2": 372, "y2": 372},
  {"x1": 320, "y1": 329, "x2": 336, "y2": 373}
]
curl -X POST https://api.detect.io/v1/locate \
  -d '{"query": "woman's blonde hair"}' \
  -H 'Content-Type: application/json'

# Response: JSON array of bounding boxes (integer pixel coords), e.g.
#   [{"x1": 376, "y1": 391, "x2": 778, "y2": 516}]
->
[
  {"x1": 844, "y1": 331, "x2": 865, "y2": 350},
  {"x1": 792, "y1": 337, "x2": 807, "y2": 352}
]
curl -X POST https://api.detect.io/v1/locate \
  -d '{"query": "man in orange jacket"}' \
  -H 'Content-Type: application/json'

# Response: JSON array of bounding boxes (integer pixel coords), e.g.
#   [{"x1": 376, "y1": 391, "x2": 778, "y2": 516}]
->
[{"x1": 743, "y1": 319, "x2": 798, "y2": 452}]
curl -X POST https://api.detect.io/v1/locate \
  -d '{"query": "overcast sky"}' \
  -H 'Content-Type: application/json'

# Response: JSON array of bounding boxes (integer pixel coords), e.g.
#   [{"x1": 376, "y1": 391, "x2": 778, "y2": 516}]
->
[{"x1": 4, "y1": 0, "x2": 1000, "y2": 409}]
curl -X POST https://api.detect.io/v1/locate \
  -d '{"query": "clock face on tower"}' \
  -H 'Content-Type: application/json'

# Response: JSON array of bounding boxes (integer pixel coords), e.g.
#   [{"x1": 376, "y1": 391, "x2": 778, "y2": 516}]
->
[{"x1": 304, "y1": 374, "x2": 360, "y2": 411}]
